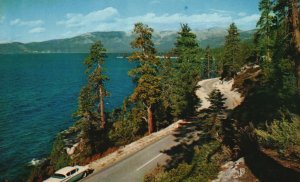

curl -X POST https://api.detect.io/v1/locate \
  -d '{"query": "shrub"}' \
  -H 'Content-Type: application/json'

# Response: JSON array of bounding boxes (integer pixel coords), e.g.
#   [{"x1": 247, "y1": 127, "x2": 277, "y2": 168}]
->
[
  {"x1": 49, "y1": 135, "x2": 71, "y2": 170},
  {"x1": 255, "y1": 116, "x2": 300, "y2": 157},
  {"x1": 109, "y1": 118, "x2": 142, "y2": 145},
  {"x1": 109, "y1": 106, "x2": 145, "y2": 146}
]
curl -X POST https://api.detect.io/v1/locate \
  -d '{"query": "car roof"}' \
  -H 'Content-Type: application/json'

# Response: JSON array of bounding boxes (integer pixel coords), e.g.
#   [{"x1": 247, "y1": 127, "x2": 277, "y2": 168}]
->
[{"x1": 55, "y1": 166, "x2": 77, "y2": 175}]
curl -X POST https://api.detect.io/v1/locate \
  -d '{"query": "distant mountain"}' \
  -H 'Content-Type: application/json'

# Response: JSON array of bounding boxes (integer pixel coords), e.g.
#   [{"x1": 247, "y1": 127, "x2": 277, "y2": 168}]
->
[{"x1": 0, "y1": 28, "x2": 255, "y2": 54}]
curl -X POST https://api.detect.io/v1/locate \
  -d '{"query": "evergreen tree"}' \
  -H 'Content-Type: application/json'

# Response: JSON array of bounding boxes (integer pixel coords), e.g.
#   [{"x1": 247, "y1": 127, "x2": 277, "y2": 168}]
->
[
  {"x1": 207, "y1": 89, "x2": 226, "y2": 140},
  {"x1": 222, "y1": 23, "x2": 241, "y2": 80},
  {"x1": 204, "y1": 46, "x2": 213, "y2": 79},
  {"x1": 170, "y1": 24, "x2": 201, "y2": 118},
  {"x1": 128, "y1": 23, "x2": 161, "y2": 134},
  {"x1": 207, "y1": 89, "x2": 226, "y2": 114},
  {"x1": 74, "y1": 41, "x2": 109, "y2": 156},
  {"x1": 174, "y1": 24, "x2": 200, "y2": 65},
  {"x1": 273, "y1": 0, "x2": 300, "y2": 92},
  {"x1": 83, "y1": 41, "x2": 109, "y2": 128},
  {"x1": 255, "y1": 0, "x2": 276, "y2": 62},
  {"x1": 158, "y1": 57, "x2": 175, "y2": 123}
]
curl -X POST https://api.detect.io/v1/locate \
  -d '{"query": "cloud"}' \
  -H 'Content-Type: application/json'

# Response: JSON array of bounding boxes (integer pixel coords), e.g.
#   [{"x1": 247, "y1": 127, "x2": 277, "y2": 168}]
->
[
  {"x1": 112, "y1": 12, "x2": 234, "y2": 31},
  {"x1": 235, "y1": 14, "x2": 260, "y2": 29},
  {"x1": 57, "y1": 7, "x2": 259, "y2": 38},
  {"x1": 238, "y1": 12, "x2": 247, "y2": 17},
  {"x1": 0, "y1": 16, "x2": 5, "y2": 23},
  {"x1": 117, "y1": 12, "x2": 259, "y2": 31},
  {"x1": 57, "y1": 7, "x2": 118, "y2": 28},
  {"x1": 209, "y1": 9, "x2": 233, "y2": 15},
  {"x1": 125, "y1": 13, "x2": 231, "y2": 25},
  {"x1": 10, "y1": 18, "x2": 44, "y2": 26},
  {"x1": 150, "y1": 0, "x2": 161, "y2": 5},
  {"x1": 236, "y1": 14, "x2": 260, "y2": 24},
  {"x1": 29, "y1": 27, "x2": 45, "y2": 33}
]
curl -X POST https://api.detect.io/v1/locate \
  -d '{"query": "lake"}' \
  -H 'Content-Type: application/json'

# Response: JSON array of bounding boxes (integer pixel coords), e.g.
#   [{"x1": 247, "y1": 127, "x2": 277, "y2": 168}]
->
[{"x1": 0, "y1": 53, "x2": 135, "y2": 181}]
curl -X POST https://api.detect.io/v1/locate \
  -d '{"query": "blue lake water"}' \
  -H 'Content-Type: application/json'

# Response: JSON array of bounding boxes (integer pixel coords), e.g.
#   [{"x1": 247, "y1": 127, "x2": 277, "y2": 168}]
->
[{"x1": 0, "y1": 53, "x2": 135, "y2": 180}]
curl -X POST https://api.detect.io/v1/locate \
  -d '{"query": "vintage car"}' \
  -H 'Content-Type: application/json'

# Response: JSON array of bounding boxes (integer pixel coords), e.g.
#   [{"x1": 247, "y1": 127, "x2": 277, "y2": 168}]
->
[{"x1": 43, "y1": 165, "x2": 90, "y2": 182}]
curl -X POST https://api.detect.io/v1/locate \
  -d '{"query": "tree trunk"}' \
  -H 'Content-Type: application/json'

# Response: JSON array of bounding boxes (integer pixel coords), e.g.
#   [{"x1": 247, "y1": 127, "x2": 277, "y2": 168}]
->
[
  {"x1": 147, "y1": 105, "x2": 153, "y2": 134},
  {"x1": 99, "y1": 86, "x2": 105, "y2": 128},
  {"x1": 290, "y1": 0, "x2": 300, "y2": 91},
  {"x1": 207, "y1": 58, "x2": 210, "y2": 78}
]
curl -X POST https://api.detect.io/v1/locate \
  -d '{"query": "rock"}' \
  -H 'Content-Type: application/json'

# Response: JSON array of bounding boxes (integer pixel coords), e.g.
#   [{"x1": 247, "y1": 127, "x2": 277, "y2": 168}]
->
[
  {"x1": 212, "y1": 157, "x2": 258, "y2": 182},
  {"x1": 66, "y1": 143, "x2": 79, "y2": 155}
]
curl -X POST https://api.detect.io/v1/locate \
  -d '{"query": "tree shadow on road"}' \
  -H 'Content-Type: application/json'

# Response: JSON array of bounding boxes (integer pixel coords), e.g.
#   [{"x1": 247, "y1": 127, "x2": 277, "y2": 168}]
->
[{"x1": 160, "y1": 118, "x2": 213, "y2": 170}]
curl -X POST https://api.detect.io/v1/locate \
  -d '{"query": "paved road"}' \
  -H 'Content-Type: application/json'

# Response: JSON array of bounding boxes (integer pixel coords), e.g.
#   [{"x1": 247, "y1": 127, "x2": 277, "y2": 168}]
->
[
  {"x1": 83, "y1": 124, "x2": 201, "y2": 182},
  {"x1": 201, "y1": 78, "x2": 218, "y2": 94},
  {"x1": 199, "y1": 78, "x2": 241, "y2": 109},
  {"x1": 82, "y1": 78, "x2": 234, "y2": 182}
]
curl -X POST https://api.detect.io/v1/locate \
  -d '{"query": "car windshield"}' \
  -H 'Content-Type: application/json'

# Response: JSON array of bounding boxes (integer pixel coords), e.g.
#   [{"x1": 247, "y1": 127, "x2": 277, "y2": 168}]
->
[{"x1": 51, "y1": 173, "x2": 66, "y2": 179}]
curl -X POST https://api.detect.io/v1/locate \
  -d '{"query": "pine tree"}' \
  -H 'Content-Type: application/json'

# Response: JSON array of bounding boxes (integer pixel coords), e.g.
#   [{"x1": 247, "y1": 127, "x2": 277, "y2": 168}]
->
[
  {"x1": 289, "y1": 0, "x2": 300, "y2": 92},
  {"x1": 170, "y1": 24, "x2": 201, "y2": 118},
  {"x1": 255, "y1": 0, "x2": 276, "y2": 62},
  {"x1": 204, "y1": 46, "x2": 213, "y2": 78},
  {"x1": 207, "y1": 89, "x2": 226, "y2": 140},
  {"x1": 158, "y1": 57, "x2": 174, "y2": 120},
  {"x1": 222, "y1": 23, "x2": 241, "y2": 80},
  {"x1": 73, "y1": 41, "x2": 109, "y2": 156},
  {"x1": 76, "y1": 41, "x2": 109, "y2": 128},
  {"x1": 128, "y1": 23, "x2": 161, "y2": 134},
  {"x1": 273, "y1": 0, "x2": 300, "y2": 92},
  {"x1": 207, "y1": 89, "x2": 226, "y2": 114}
]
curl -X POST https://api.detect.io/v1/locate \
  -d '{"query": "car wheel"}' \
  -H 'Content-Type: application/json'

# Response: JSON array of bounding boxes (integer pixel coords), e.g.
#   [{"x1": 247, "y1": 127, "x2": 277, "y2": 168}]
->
[{"x1": 82, "y1": 171, "x2": 87, "y2": 178}]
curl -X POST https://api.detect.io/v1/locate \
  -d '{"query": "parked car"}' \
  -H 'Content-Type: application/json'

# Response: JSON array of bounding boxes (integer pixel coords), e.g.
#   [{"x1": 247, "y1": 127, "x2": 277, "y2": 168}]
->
[{"x1": 43, "y1": 165, "x2": 90, "y2": 182}]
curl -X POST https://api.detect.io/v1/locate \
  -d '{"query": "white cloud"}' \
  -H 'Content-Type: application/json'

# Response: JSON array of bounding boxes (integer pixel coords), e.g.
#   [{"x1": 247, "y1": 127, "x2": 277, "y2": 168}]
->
[
  {"x1": 29, "y1": 27, "x2": 45, "y2": 33},
  {"x1": 112, "y1": 12, "x2": 234, "y2": 31},
  {"x1": 150, "y1": 0, "x2": 161, "y2": 5},
  {"x1": 118, "y1": 12, "x2": 259, "y2": 31},
  {"x1": 236, "y1": 14, "x2": 260, "y2": 24},
  {"x1": 57, "y1": 7, "x2": 259, "y2": 38},
  {"x1": 0, "y1": 16, "x2": 5, "y2": 23},
  {"x1": 238, "y1": 12, "x2": 247, "y2": 17},
  {"x1": 234, "y1": 14, "x2": 260, "y2": 29},
  {"x1": 125, "y1": 13, "x2": 231, "y2": 25},
  {"x1": 10, "y1": 18, "x2": 44, "y2": 26},
  {"x1": 57, "y1": 7, "x2": 118, "y2": 28},
  {"x1": 209, "y1": 9, "x2": 233, "y2": 15}
]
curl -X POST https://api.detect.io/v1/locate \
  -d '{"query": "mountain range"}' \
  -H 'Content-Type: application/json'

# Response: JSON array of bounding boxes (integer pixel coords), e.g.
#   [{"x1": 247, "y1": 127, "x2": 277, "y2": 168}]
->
[{"x1": 0, "y1": 28, "x2": 255, "y2": 54}]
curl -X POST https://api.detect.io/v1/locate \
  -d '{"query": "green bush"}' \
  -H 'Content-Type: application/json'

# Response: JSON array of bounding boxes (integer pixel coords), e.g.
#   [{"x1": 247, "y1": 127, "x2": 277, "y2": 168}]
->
[
  {"x1": 49, "y1": 135, "x2": 71, "y2": 170},
  {"x1": 109, "y1": 118, "x2": 142, "y2": 145},
  {"x1": 255, "y1": 116, "x2": 300, "y2": 157},
  {"x1": 109, "y1": 106, "x2": 145, "y2": 145}
]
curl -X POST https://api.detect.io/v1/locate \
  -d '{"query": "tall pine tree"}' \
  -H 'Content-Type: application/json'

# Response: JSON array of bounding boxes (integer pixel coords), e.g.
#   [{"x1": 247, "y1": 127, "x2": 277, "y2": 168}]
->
[
  {"x1": 76, "y1": 41, "x2": 108, "y2": 128},
  {"x1": 204, "y1": 46, "x2": 213, "y2": 79},
  {"x1": 74, "y1": 41, "x2": 109, "y2": 156},
  {"x1": 273, "y1": 0, "x2": 300, "y2": 91},
  {"x1": 128, "y1": 23, "x2": 161, "y2": 134},
  {"x1": 222, "y1": 23, "x2": 241, "y2": 80},
  {"x1": 170, "y1": 24, "x2": 201, "y2": 118},
  {"x1": 255, "y1": 0, "x2": 276, "y2": 62}
]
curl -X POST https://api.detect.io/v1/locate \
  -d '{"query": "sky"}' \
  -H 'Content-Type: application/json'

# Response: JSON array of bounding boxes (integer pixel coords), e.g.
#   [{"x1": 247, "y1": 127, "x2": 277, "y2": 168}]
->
[{"x1": 0, "y1": 0, "x2": 261, "y2": 43}]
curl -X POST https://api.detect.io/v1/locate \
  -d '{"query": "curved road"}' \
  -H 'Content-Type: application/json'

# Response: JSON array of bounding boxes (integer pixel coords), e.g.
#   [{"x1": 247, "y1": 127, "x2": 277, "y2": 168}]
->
[
  {"x1": 197, "y1": 78, "x2": 242, "y2": 109},
  {"x1": 82, "y1": 78, "x2": 238, "y2": 182}
]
